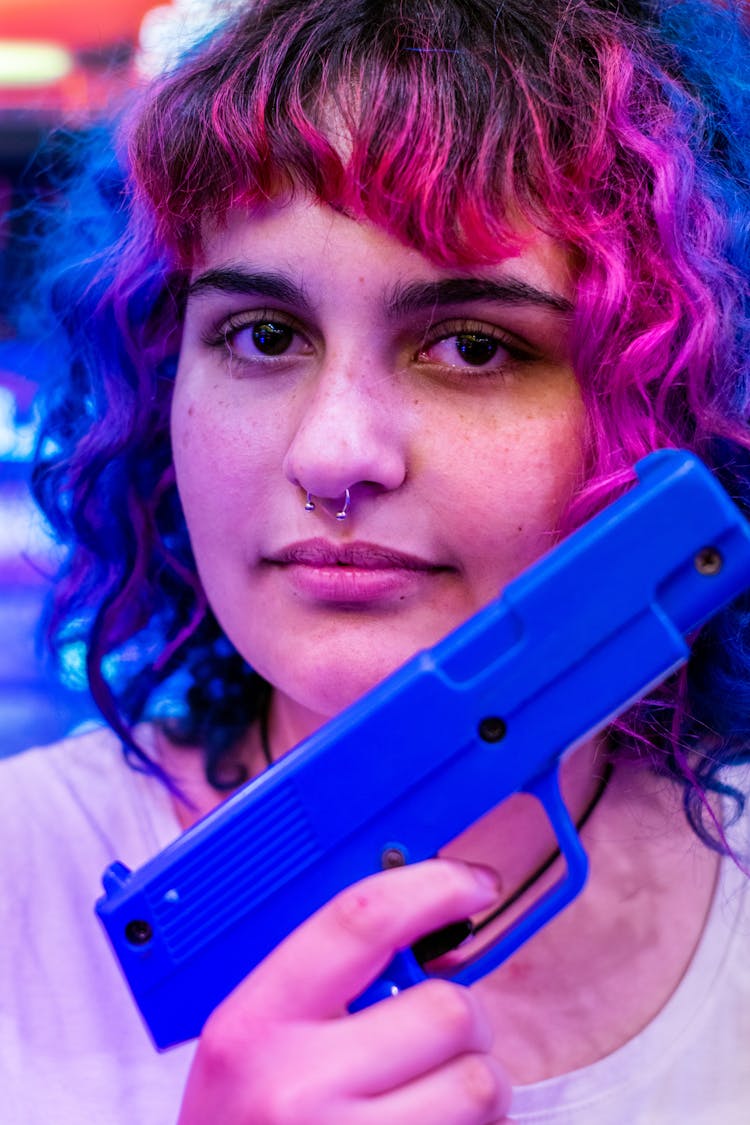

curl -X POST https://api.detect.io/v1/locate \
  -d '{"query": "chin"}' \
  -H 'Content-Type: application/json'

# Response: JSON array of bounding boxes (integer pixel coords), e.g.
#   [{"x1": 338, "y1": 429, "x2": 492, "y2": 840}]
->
[
  {"x1": 294, "y1": 666, "x2": 389, "y2": 720},
  {"x1": 274, "y1": 643, "x2": 412, "y2": 725},
  {"x1": 248, "y1": 606, "x2": 465, "y2": 729}
]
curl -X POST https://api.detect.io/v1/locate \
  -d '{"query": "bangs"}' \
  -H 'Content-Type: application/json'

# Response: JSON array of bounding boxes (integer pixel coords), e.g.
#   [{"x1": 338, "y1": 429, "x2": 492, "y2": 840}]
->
[{"x1": 128, "y1": 0, "x2": 595, "y2": 265}]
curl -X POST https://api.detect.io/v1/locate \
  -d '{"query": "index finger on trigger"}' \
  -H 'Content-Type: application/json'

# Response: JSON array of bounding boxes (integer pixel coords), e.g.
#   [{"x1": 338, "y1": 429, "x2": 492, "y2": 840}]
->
[{"x1": 241, "y1": 859, "x2": 501, "y2": 1020}]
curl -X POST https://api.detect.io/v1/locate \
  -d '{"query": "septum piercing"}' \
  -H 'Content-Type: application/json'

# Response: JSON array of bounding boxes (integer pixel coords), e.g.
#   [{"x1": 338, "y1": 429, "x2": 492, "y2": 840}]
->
[
  {"x1": 304, "y1": 489, "x2": 351, "y2": 520},
  {"x1": 335, "y1": 489, "x2": 351, "y2": 521}
]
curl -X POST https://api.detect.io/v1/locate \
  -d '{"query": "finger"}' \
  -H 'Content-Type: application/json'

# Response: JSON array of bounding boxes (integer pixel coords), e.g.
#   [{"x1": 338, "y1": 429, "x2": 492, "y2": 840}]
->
[
  {"x1": 243, "y1": 859, "x2": 501, "y2": 1019},
  {"x1": 311, "y1": 979, "x2": 494, "y2": 1095},
  {"x1": 334, "y1": 1052, "x2": 512, "y2": 1125}
]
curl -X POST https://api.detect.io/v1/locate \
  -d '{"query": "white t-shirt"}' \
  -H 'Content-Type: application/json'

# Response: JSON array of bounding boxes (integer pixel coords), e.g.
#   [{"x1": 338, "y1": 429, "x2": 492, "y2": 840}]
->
[
  {"x1": 510, "y1": 812, "x2": 750, "y2": 1123},
  {"x1": 0, "y1": 725, "x2": 748, "y2": 1123},
  {"x1": 0, "y1": 726, "x2": 195, "y2": 1124}
]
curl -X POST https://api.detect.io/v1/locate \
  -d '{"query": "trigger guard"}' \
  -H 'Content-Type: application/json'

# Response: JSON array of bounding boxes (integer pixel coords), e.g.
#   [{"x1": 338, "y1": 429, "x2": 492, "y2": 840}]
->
[
  {"x1": 444, "y1": 764, "x2": 588, "y2": 989},
  {"x1": 350, "y1": 767, "x2": 588, "y2": 1009}
]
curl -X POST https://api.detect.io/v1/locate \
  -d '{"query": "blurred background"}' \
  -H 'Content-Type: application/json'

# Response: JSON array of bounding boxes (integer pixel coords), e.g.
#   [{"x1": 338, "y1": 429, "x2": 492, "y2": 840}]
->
[{"x1": 0, "y1": 0, "x2": 228, "y2": 755}]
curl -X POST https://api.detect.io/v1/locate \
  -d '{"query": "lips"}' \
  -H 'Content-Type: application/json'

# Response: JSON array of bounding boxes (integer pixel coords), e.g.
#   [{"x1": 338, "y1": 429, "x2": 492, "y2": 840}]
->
[
  {"x1": 265, "y1": 538, "x2": 449, "y2": 602},
  {"x1": 268, "y1": 538, "x2": 442, "y2": 571}
]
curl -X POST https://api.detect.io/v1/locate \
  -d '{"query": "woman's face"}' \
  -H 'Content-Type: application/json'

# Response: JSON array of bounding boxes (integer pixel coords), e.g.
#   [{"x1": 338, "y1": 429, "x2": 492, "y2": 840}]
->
[{"x1": 173, "y1": 196, "x2": 584, "y2": 731}]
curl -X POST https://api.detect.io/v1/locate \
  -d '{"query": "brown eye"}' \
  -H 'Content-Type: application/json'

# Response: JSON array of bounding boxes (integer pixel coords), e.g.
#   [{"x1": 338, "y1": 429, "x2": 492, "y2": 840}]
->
[
  {"x1": 419, "y1": 325, "x2": 516, "y2": 374},
  {"x1": 454, "y1": 333, "x2": 500, "y2": 366},
  {"x1": 251, "y1": 321, "x2": 294, "y2": 355}
]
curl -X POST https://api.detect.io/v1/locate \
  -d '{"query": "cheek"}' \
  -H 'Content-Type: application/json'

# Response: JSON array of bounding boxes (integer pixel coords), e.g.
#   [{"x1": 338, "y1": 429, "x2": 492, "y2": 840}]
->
[
  {"x1": 171, "y1": 382, "x2": 277, "y2": 530},
  {"x1": 172, "y1": 397, "x2": 225, "y2": 533},
  {"x1": 505, "y1": 405, "x2": 584, "y2": 514},
  {"x1": 427, "y1": 389, "x2": 585, "y2": 592}
]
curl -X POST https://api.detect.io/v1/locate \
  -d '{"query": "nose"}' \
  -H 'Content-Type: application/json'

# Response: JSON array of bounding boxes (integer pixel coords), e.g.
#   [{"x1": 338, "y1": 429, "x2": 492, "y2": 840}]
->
[{"x1": 282, "y1": 357, "x2": 407, "y2": 511}]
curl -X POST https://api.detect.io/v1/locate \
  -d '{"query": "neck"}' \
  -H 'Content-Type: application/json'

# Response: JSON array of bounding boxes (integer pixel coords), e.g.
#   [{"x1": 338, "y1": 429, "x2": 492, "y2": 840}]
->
[
  {"x1": 265, "y1": 688, "x2": 331, "y2": 758},
  {"x1": 159, "y1": 689, "x2": 333, "y2": 830},
  {"x1": 459, "y1": 762, "x2": 721, "y2": 1083}
]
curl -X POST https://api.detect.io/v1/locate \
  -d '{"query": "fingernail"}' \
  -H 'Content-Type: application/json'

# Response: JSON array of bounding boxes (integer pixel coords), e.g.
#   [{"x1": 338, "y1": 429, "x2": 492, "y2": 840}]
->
[{"x1": 471, "y1": 864, "x2": 502, "y2": 895}]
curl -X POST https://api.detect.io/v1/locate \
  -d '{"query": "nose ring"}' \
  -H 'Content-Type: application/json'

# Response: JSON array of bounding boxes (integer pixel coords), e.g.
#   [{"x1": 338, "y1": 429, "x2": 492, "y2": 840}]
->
[
  {"x1": 335, "y1": 489, "x2": 351, "y2": 521},
  {"x1": 303, "y1": 489, "x2": 351, "y2": 519}
]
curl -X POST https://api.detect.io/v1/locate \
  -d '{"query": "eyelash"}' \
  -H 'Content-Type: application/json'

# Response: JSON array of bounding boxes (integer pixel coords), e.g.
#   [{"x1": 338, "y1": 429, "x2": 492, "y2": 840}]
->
[
  {"x1": 202, "y1": 309, "x2": 536, "y2": 374},
  {"x1": 202, "y1": 308, "x2": 304, "y2": 353},
  {"x1": 418, "y1": 319, "x2": 534, "y2": 370}
]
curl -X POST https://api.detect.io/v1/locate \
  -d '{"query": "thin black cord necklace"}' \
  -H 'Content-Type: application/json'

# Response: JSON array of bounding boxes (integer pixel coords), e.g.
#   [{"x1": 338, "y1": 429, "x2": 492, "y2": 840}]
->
[
  {"x1": 413, "y1": 760, "x2": 614, "y2": 964},
  {"x1": 477, "y1": 761, "x2": 613, "y2": 927}
]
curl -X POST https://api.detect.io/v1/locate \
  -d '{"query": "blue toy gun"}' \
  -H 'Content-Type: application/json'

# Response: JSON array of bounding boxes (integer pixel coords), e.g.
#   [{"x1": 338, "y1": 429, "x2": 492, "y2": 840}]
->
[{"x1": 96, "y1": 449, "x2": 750, "y2": 1049}]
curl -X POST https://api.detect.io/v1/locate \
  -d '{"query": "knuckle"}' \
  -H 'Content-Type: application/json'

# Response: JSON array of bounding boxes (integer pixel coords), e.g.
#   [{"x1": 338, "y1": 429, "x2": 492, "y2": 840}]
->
[
  {"x1": 457, "y1": 1055, "x2": 504, "y2": 1115},
  {"x1": 198, "y1": 1003, "x2": 272, "y2": 1085},
  {"x1": 330, "y1": 883, "x2": 390, "y2": 942},
  {"x1": 420, "y1": 980, "x2": 477, "y2": 1043},
  {"x1": 197, "y1": 1017, "x2": 323, "y2": 1124},
  {"x1": 195, "y1": 1016, "x2": 243, "y2": 1084},
  {"x1": 268, "y1": 1078, "x2": 317, "y2": 1125}
]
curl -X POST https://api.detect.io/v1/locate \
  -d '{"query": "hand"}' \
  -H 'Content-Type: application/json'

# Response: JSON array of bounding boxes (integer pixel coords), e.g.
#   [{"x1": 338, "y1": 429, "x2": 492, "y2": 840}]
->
[{"x1": 177, "y1": 859, "x2": 512, "y2": 1124}]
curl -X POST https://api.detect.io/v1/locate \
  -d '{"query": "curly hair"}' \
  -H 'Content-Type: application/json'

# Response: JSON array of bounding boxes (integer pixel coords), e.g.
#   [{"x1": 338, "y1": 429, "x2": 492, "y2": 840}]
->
[{"x1": 30, "y1": 0, "x2": 750, "y2": 842}]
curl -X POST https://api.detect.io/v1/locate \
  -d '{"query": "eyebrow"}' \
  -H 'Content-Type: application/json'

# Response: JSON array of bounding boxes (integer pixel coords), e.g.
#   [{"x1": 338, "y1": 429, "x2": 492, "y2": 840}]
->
[
  {"x1": 187, "y1": 268, "x2": 314, "y2": 311},
  {"x1": 385, "y1": 277, "x2": 573, "y2": 316},
  {"x1": 187, "y1": 267, "x2": 573, "y2": 317}
]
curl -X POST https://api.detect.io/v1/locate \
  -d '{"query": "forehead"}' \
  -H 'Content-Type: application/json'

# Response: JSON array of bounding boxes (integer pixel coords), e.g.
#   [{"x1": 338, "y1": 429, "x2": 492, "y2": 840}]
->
[{"x1": 194, "y1": 196, "x2": 576, "y2": 306}]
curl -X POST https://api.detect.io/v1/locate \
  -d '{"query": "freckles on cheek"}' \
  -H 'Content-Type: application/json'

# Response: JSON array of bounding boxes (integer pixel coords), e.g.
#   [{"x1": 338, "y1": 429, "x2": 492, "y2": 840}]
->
[
  {"x1": 175, "y1": 402, "x2": 197, "y2": 453},
  {"x1": 177, "y1": 392, "x2": 232, "y2": 455},
  {"x1": 175, "y1": 391, "x2": 279, "y2": 511}
]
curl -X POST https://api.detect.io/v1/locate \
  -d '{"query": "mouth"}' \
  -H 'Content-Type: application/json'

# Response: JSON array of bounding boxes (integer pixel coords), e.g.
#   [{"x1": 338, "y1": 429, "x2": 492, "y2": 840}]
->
[
  {"x1": 268, "y1": 538, "x2": 444, "y2": 571},
  {"x1": 265, "y1": 538, "x2": 452, "y2": 602}
]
